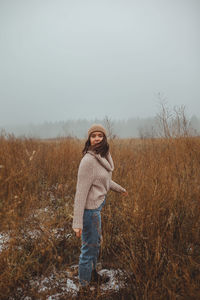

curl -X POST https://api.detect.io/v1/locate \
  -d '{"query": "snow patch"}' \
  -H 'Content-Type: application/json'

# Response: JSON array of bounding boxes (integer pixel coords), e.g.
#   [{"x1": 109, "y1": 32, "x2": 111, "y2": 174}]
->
[
  {"x1": 29, "y1": 265, "x2": 127, "y2": 299},
  {"x1": 0, "y1": 232, "x2": 9, "y2": 252}
]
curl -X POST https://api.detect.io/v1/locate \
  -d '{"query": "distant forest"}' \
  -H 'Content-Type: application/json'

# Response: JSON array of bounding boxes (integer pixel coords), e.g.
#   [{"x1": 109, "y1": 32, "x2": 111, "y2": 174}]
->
[{"x1": 1, "y1": 114, "x2": 200, "y2": 139}]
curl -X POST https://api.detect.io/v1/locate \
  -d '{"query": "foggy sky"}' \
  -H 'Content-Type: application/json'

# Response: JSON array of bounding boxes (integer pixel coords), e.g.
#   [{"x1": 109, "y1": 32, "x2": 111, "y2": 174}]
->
[{"x1": 0, "y1": 0, "x2": 199, "y2": 127}]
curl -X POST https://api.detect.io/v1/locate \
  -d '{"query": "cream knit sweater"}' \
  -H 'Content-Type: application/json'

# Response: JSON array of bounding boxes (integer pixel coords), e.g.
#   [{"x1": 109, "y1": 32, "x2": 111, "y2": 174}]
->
[{"x1": 72, "y1": 150, "x2": 126, "y2": 229}]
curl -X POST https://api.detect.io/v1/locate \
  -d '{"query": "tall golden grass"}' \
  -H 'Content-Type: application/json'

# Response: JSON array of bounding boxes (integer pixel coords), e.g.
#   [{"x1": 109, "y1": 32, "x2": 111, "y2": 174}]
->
[{"x1": 0, "y1": 133, "x2": 200, "y2": 299}]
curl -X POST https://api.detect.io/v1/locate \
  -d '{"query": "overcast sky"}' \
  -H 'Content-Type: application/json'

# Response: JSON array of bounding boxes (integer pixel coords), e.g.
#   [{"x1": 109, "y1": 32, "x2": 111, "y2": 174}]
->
[{"x1": 0, "y1": 0, "x2": 199, "y2": 127}]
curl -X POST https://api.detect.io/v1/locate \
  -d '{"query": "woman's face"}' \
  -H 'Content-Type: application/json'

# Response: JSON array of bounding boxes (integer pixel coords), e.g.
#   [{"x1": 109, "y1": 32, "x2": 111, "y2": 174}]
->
[{"x1": 90, "y1": 131, "x2": 104, "y2": 146}]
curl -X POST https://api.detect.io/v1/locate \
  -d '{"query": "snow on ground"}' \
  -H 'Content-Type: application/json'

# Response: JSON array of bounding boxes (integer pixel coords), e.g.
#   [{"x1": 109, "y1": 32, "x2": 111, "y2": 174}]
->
[
  {"x1": 0, "y1": 228, "x2": 72, "y2": 254},
  {"x1": 29, "y1": 264, "x2": 127, "y2": 299},
  {"x1": 0, "y1": 232, "x2": 9, "y2": 252}
]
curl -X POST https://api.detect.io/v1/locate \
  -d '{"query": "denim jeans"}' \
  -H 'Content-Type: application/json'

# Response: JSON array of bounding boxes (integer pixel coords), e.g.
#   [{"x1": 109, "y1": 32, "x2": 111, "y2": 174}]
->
[{"x1": 79, "y1": 197, "x2": 106, "y2": 286}]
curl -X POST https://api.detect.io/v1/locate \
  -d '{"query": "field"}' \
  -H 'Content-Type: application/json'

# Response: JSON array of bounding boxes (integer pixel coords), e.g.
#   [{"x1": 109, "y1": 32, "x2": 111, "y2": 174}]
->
[{"x1": 0, "y1": 134, "x2": 200, "y2": 299}]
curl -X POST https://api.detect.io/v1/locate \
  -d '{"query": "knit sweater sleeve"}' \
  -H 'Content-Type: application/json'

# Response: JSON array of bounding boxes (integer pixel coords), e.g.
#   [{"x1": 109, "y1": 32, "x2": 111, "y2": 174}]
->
[
  {"x1": 110, "y1": 179, "x2": 126, "y2": 193},
  {"x1": 72, "y1": 156, "x2": 94, "y2": 229}
]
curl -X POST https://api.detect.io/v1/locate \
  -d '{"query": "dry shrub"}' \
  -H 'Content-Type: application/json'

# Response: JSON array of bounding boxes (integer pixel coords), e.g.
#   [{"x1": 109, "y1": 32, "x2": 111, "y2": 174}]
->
[
  {"x1": 0, "y1": 133, "x2": 200, "y2": 299},
  {"x1": 103, "y1": 137, "x2": 200, "y2": 299}
]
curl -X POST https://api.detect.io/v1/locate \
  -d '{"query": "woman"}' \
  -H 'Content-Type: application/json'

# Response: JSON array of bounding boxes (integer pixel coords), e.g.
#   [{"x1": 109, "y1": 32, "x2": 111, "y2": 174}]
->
[{"x1": 72, "y1": 124, "x2": 128, "y2": 291}]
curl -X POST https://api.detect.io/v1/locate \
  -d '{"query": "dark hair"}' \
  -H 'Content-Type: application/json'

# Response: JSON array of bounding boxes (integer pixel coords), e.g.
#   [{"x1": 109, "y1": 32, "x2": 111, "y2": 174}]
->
[{"x1": 82, "y1": 134, "x2": 109, "y2": 157}]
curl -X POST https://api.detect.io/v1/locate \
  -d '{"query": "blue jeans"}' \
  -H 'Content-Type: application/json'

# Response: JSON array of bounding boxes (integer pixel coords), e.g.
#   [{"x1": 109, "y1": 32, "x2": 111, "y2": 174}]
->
[{"x1": 79, "y1": 197, "x2": 106, "y2": 286}]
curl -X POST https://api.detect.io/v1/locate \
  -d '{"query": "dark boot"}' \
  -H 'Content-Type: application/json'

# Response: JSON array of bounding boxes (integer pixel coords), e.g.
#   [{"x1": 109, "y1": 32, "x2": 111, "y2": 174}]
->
[{"x1": 91, "y1": 269, "x2": 110, "y2": 284}]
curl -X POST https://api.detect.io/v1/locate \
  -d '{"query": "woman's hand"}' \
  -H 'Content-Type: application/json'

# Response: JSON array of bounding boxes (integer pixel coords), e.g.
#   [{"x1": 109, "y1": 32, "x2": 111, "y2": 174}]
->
[
  {"x1": 57, "y1": 184, "x2": 64, "y2": 191},
  {"x1": 73, "y1": 228, "x2": 82, "y2": 238},
  {"x1": 121, "y1": 191, "x2": 128, "y2": 197}
]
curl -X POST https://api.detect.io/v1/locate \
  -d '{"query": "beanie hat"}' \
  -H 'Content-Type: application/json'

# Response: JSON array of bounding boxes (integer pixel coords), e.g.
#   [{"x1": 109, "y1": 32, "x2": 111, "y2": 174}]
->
[{"x1": 88, "y1": 124, "x2": 107, "y2": 138}]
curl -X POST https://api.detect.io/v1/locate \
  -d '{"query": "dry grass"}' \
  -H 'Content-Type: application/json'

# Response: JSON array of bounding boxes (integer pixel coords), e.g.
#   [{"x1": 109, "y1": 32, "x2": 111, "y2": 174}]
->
[{"x1": 0, "y1": 134, "x2": 200, "y2": 299}]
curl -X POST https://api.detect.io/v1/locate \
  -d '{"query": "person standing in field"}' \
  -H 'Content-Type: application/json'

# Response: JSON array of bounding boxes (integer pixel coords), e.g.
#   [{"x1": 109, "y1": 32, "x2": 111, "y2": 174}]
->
[{"x1": 72, "y1": 124, "x2": 128, "y2": 293}]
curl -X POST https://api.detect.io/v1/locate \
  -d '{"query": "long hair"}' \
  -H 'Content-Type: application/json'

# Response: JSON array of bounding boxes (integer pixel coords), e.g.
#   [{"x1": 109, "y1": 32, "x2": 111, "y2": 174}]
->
[{"x1": 82, "y1": 134, "x2": 109, "y2": 157}]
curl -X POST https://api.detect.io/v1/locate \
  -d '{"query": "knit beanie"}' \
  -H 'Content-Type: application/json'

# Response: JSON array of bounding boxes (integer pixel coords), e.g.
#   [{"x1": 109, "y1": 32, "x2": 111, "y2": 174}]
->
[{"x1": 88, "y1": 124, "x2": 107, "y2": 138}]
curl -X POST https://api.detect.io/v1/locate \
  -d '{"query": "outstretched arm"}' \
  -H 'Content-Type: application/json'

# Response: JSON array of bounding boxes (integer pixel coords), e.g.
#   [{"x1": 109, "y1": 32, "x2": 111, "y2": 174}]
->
[{"x1": 110, "y1": 179, "x2": 126, "y2": 193}]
